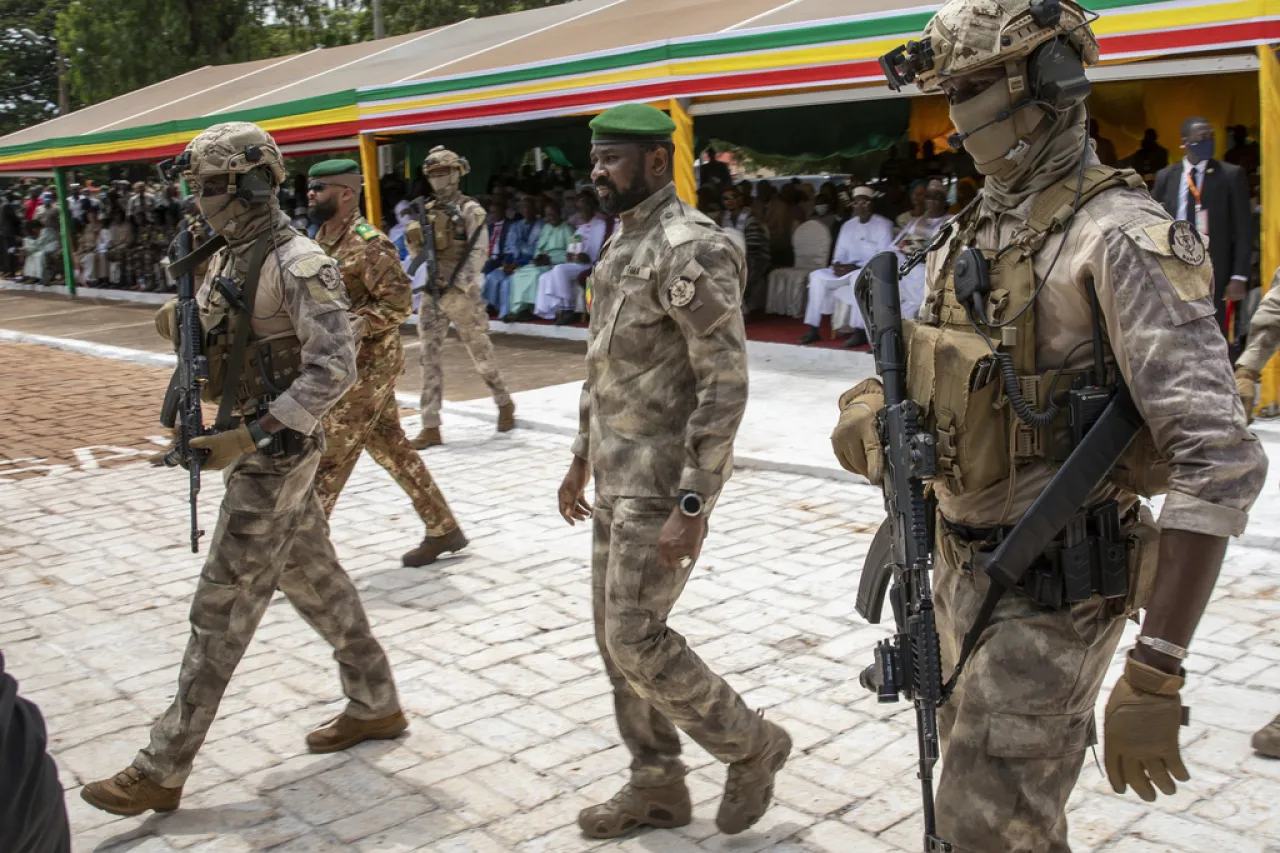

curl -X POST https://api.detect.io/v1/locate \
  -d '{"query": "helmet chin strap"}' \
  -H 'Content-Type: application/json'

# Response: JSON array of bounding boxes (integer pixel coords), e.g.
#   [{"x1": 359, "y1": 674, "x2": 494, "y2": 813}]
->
[{"x1": 947, "y1": 97, "x2": 1045, "y2": 151}]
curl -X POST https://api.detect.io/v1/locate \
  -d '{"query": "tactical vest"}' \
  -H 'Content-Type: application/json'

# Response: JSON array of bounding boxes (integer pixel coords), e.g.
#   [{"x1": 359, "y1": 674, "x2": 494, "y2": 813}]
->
[
  {"x1": 428, "y1": 200, "x2": 470, "y2": 284},
  {"x1": 910, "y1": 166, "x2": 1170, "y2": 499},
  {"x1": 197, "y1": 241, "x2": 303, "y2": 411}
]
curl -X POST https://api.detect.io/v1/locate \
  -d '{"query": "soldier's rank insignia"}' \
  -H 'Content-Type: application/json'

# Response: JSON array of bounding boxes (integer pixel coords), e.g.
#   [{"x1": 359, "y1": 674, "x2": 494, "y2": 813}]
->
[
  {"x1": 1168, "y1": 221, "x2": 1206, "y2": 266},
  {"x1": 318, "y1": 263, "x2": 342, "y2": 290},
  {"x1": 668, "y1": 277, "x2": 696, "y2": 308}
]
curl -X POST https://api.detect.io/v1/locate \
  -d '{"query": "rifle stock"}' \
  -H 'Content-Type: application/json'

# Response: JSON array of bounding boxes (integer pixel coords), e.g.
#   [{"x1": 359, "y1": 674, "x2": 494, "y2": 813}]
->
[{"x1": 854, "y1": 251, "x2": 952, "y2": 853}]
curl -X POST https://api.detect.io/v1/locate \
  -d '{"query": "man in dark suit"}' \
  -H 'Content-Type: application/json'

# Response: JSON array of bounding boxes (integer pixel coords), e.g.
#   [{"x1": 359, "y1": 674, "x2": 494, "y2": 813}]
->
[{"x1": 1153, "y1": 117, "x2": 1253, "y2": 344}]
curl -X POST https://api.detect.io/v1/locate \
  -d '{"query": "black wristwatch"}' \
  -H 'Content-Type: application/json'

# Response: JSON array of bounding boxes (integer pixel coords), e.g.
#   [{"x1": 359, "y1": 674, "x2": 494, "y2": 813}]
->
[
  {"x1": 247, "y1": 419, "x2": 274, "y2": 451},
  {"x1": 678, "y1": 491, "x2": 705, "y2": 518}
]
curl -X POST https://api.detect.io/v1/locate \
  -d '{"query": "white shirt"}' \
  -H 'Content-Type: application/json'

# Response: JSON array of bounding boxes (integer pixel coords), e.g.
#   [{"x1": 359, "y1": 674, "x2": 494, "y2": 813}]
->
[
  {"x1": 1176, "y1": 158, "x2": 1208, "y2": 222},
  {"x1": 575, "y1": 215, "x2": 611, "y2": 263},
  {"x1": 832, "y1": 214, "x2": 896, "y2": 269}
]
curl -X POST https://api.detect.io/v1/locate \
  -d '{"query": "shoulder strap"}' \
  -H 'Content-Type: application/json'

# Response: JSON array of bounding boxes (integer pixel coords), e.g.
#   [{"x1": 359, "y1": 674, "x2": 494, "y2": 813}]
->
[
  {"x1": 1021, "y1": 166, "x2": 1146, "y2": 250},
  {"x1": 214, "y1": 232, "x2": 273, "y2": 431}
]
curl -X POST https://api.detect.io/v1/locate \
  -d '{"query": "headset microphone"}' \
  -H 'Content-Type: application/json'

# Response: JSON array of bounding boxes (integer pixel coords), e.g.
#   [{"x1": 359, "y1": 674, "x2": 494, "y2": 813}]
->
[{"x1": 947, "y1": 98, "x2": 1041, "y2": 150}]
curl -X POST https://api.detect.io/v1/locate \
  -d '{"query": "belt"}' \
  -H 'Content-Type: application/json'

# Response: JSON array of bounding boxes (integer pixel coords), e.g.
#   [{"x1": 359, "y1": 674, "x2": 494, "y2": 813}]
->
[{"x1": 942, "y1": 501, "x2": 1135, "y2": 610}]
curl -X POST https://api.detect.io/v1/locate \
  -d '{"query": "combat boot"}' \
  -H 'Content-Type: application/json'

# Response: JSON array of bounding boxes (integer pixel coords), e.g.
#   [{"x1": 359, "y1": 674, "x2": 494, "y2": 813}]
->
[
  {"x1": 497, "y1": 402, "x2": 516, "y2": 432},
  {"x1": 81, "y1": 766, "x2": 182, "y2": 816},
  {"x1": 716, "y1": 717, "x2": 792, "y2": 835},
  {"x1": 409, "y1": 427, "x2": 442, "y2": 449},
  {"x1": 403, "y1": 527, "x2": 468, "y2": 567},
  {"x1": 306, "y1": 710, "x2": 408, "y2": 754},
  {"x1": 578, "y1": 780, "x2": 692, "y2": 839},
  {"x1": 1253, "y1": 714, "x2": 1280, "y2": 757}
]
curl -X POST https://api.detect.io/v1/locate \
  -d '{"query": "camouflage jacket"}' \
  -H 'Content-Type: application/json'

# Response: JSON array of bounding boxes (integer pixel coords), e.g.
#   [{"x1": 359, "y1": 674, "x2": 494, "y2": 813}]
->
[
  {"x1": 316, "y1": 209, "x2": 411, "y2": 375},
  {"x1": 197, "y1": 215, "x2": 356, "y2": 435},
  {"x1": 573, "y1": 182, "x2": 749, "y2": 499},
  {"x1": 1237, "y1": 271, "x2": 1280, "y2": 375},
  {"x1": 923, "y1": 178, "x2": 1266, "y2": 537}
]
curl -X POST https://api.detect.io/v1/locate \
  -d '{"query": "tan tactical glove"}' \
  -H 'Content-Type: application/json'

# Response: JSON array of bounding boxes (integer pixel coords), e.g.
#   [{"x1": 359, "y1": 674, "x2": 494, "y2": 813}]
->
[
  {"x1": 189, "y1": 425, "x2": 255, "y2": 471},
  {"x1": 831, "y1": 378, "x2": 885, "y2": 484},
  {"x1": 155, "y1": 298, "x2": 178, "y2": 342},
  {"x1": 1236, "y1": 367, "x2": 1259, "y2": 424},
  {"x1": 404, "y1": 220, "x2": 424, "y2": 258},
  {"x1": 1104, "y1": 653, "x2": 1190, "y2": 802}
]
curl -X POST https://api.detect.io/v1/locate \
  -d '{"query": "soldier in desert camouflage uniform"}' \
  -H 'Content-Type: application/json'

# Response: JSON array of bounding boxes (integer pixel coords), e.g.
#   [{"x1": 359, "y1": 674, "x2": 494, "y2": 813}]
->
[
  {"x1": 1235, "y1": 279, "x2": 1280, "y2": 756},
  {"x1": 558, "y1": 103, "x2": 791, "y2": 841},
  {"x1": 406, "y1": 146, "x2": 514, "y2": 448},
  {"x1": 832, "y1": 2, "x2": 1267, "y2": 850},
  {"x1": 307, "y1": 159, "x2": 468, "y2": 568},
  {"x1": 81, "y1": 123, "x2": 405, "y2": 818}
]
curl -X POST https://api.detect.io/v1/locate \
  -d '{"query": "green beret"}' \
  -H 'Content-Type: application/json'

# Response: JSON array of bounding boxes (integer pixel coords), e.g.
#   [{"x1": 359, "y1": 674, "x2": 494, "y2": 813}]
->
[
  {"x1": 590, "y1": 103, "x2": 676, "y2": 143},
  {"x1": 308, "y1": 158, "x2": 361, "y2": 178}
]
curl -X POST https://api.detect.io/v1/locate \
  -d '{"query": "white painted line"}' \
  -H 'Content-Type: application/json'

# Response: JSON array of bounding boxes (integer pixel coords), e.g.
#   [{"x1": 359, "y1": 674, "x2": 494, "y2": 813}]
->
[
  {"x1": 394, "y1": 0, "x2": 629, "y2": 84},
  {"x1": 0, "y1": 305, "x2": 106, "y2": 323},
  {"x1": 0, "y1": 328, "x2": 177, "y2": 368},
  {"x1": 77, "y1": 320, "x2": 159, "y2": 336},
  {"x1": 217, "y1": 21, "x2": 471, "y2": 114},
  {"x1": 91, "y1": 51, "x2": 322, "y2": 133},
  {"x1": 722, "y1": 0, "x2": 809, "y2": 32}
]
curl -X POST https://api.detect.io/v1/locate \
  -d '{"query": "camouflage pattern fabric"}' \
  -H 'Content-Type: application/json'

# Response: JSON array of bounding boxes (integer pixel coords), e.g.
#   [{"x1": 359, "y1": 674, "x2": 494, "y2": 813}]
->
[
  {"x1": 931, "y1": 527, "x2": 1125, "y2": 852},
  {"x1": 1236, "y1": 268, "x2": 1280, "y2": 374},
  {"x1": 315, "y1": 209, "x2": 457, "y2": 533},
  {"x1": 133, "y1": 438, "x2": 400, "y2": 788},
  {"x1": 416, "y1": 196, "x2": 511, "y2": 428},
  {"x1": 572, "y1": 182, "x2": 748, "y2": 499},
  {"x1": 592, "y1": 495, "x2": 766, "y2": 785}
]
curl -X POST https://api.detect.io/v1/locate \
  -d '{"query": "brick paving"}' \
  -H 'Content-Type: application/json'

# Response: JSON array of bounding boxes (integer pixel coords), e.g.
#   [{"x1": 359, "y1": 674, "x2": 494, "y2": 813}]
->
[{"x1": 4, "y1": 343, "x2": 1280, "y2": 852}]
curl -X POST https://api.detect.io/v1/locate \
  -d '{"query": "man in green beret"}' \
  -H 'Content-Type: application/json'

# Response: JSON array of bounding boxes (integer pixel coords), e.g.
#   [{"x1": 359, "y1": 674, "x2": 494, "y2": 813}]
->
[
  {"x1": 307, "y1": 159, "x2": 468, "y2": 567},
  {"x1": 558, "y1": 103, "x2": 791, "y2": 840}
]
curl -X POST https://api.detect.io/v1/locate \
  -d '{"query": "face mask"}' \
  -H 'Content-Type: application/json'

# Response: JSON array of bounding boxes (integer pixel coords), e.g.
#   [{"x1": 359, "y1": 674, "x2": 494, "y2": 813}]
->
[
  {"x1": 429, "y1": 174, "x2": 456, "y2": 194},
  {"x1": 196, "y1": 193, "x2": 242, "y2": 235},
  {"x1": 1187, "y1": 138, "x2": 1215, "y2": 163},
  {"x1": 814, "y1": 204, "x2": 830, "y2": 216},
  {"x1": 949, "y1": 75, "x2": 1046, "y2": 177}
]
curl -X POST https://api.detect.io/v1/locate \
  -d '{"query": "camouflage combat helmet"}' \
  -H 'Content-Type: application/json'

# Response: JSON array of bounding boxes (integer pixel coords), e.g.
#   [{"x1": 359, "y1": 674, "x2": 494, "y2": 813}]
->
[
  {"x1": 883, "y1": 0, "x2": 1099, "y2": 93},
  {"x1": 180, "y1": 121, "x2": 287, "y2": 187},
  {"x1": 422, "y1": 145, "x2": 470, "y2": 177}
]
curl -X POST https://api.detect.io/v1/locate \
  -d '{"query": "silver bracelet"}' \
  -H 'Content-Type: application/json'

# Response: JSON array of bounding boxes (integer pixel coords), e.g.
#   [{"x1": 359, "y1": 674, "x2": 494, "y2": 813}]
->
[{"x1": 1137, "y1": 635, "x2": 1189, "y2": 660}]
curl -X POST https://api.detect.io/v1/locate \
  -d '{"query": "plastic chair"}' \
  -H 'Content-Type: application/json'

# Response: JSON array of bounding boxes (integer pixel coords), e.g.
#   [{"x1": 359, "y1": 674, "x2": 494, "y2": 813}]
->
[{"x1": 765, "y1": 220, "x2": 832, "y2": 318}]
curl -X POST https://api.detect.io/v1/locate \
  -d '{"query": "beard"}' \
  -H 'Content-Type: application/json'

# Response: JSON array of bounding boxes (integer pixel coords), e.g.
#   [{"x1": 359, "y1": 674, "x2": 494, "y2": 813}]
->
[
  {"x1": 309, "y1": 197, "x2": 339, "y2": 224},
  {"x1": 595, "y1": 165, "x2": 650, "y2": 216}
]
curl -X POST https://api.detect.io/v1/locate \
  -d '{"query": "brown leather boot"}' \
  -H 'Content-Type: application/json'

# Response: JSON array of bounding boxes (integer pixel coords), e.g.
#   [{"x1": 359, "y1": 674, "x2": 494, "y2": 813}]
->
[
  {"x1": 497, "y1": 402, "x2": 516, "y2": 432},
  {"x1": 402, "y1": 527, "x2": 468, "y2": 567},
  {"x1": 409, "y1": 427, "x2": 442, "y2": 449},
  {"x1": 578, "y1": 780, "x2": 692, "y2": 839},
  {"x1": 81, "y1": 766, "x2": 182, "y2": 816},
  {"x1": 306, "y1": 710, "x2": 408, "y2": 754},
  {"x1": 716, "y1": 718, "x2": 791, "y2": 834},
  {"x1": 1253, "y1": 714, "x2": 1280, "y2": 757}
]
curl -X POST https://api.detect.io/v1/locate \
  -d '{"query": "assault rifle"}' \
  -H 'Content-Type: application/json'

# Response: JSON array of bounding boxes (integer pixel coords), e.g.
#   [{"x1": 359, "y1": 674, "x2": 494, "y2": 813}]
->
[
  {"x1": 405, "y1": 196, "x2": 439, "y2": 296},
  {"x1": 853, "y1": 252, "x2": 1147, "y2": 853},
  {"x1": 159, "y1": 226, "x2": 218, "y2": 553},
  {"x1": 852, "y1": 252, "x2": 949, "y2": 853}
]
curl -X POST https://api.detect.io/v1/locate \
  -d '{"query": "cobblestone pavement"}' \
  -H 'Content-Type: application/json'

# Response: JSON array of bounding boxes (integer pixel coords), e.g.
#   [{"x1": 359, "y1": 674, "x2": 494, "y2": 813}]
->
[{"x1": 4, "y1": 345, "x2": 1280, "y2": 853}]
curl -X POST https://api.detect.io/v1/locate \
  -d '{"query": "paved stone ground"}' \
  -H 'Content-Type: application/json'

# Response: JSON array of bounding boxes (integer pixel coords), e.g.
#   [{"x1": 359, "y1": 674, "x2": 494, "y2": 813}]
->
[{"x1": 4, "y1": 344, "x2": 1280, "y2": 853}]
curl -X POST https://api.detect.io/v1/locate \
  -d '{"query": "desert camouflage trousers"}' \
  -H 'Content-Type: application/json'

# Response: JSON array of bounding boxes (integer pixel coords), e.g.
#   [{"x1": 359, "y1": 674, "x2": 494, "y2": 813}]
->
[
  {"x1": 933, "y1": 527, "x2": 1126, "y2": 853},
  {"x1": 417, "y1": 283, "x2": 511, "y2": 428},
  {"x1": 315, "y1": 346, "x2": 457, "y2": 536},
  {"x1": 134, "y1": 436, "x2": 400, "y2": 788},
  {"x1": 591, "y1": 495, "x2": 767, "y2": 787}
]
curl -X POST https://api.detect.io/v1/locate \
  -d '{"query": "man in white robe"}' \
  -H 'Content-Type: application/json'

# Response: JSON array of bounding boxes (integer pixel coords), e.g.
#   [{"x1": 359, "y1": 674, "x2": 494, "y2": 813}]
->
[
  {"x1": 534, "y1": 190, "x2": 613, "y2": 323},
  {"x1": 797, "y1": 186, "x2": 895, "y2": 344}
]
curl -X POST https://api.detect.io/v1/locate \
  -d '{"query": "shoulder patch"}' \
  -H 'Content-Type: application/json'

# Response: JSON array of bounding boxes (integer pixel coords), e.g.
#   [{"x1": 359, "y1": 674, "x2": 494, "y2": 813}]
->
[
  {"x1": 661, "y1": 206, "x2": 715, "y2": 249},
  {"x1": 288, "y1": 253, "x2": 331, "y2": 279},
  {"x1": 354, "y1": 221, "x2": 379, "y2": 242}
]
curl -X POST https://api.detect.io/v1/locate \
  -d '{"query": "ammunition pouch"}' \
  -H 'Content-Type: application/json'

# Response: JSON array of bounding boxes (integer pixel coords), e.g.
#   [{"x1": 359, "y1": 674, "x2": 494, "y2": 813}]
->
[
  {"x1": 429, "y1": 209, "x2": 451, "y2": 252},
  {"x1": 910, "y1": 166, "x2": 1169, "y2": 500},
  {"x1": 942, "y1": 500, "x2": 1156, "y2": 617},
  {"x1": 200, "y1": 328, "x2": 302, "y2": 409}
]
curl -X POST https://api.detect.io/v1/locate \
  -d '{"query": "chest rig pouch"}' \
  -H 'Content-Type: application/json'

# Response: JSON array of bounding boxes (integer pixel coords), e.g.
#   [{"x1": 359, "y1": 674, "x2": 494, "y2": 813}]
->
[
  {"x1": 910, "y1": 166, "x2": 1169, "y2": 499},
  {"x1": 199, "y1": 235, "x2": 303, "y2": 426}
]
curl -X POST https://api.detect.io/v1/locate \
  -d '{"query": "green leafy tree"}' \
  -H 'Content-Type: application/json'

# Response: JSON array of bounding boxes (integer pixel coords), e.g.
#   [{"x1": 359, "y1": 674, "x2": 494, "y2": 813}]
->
[
  {"x1": 383, "y1": 0, "x2": 569, "y2": 35},
  {"x1": 0, "y1": 0, "x2": 72, "y2": 136}
]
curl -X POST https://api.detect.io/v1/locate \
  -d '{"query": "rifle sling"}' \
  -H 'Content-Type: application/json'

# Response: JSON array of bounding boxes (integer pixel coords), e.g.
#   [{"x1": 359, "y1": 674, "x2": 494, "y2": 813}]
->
[
  {"x1": 166, "y1": 233, "x2": 227, "y2": 281},
  {"x1": 214, "y1": 233, "x2": 272, "y2": 432},
  {"x1": 446, "y1": 224, "x2": 485, "y2": 291}
]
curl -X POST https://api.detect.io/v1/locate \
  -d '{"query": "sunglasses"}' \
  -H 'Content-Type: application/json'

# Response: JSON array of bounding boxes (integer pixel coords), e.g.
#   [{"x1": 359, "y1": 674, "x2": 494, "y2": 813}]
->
[{"x1": 307, "y1": 181, "x2": 333, "y2": 194}]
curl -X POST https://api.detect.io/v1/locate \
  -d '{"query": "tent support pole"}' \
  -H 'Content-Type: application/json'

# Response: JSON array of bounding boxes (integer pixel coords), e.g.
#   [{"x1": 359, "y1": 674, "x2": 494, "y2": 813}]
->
[
  {"x1": 359, "y1": 133, "x2": 381, "y2": 227},
  {"x1": 669, "y1": 98, "x2": 697, "y2": 206},
  {"x1": 1259, "y1": 45, "x2": 1278, "y2": 413},
  {"x1": 52, "y1": 166, "x2": 76, "y2": 297}
]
